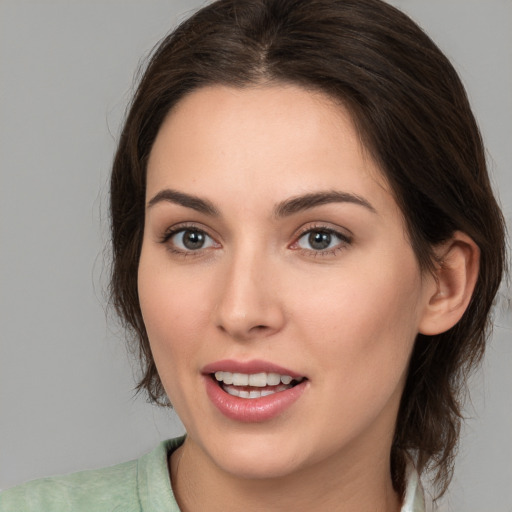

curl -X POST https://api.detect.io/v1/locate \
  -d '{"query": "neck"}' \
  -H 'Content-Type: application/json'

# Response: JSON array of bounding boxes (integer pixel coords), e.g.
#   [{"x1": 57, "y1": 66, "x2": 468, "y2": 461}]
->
[{"x1": 170, "y1": 437, "x2": 402, "y2": 512}]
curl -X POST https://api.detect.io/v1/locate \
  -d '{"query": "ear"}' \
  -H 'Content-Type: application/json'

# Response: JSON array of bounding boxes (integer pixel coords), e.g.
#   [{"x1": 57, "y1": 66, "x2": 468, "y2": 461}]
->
[{"x1": 418, "y1": 231, "x2": 480, "y2": 336}]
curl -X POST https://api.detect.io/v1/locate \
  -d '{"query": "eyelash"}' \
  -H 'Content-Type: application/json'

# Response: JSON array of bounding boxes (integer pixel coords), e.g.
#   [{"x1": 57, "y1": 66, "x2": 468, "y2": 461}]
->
[
  {"x1": 160, "y1": 223, "x2": 218, "y2": 258},
  {"x1": 159, "y1": 223, "x2": 352, "y2": 258},
  {"x1": 290, "y1": 224, "x2": 352, "y2": 257}
]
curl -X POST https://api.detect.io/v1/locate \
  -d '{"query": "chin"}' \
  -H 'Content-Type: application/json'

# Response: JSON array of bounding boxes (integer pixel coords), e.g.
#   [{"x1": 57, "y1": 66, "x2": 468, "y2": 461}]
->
[
  {"x1": 217, "y1": 451, "x2": 302, "y2": 480},
  {"x1": 200, "y1": 430, "x2": 309, "y2": 480}
]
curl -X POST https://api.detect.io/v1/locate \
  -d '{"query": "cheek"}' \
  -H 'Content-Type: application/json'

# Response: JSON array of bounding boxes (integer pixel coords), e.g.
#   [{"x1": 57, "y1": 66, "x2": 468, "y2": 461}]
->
[
  {"x1": 137, "y1": 252, "x2": 210, "y2": 386},
  {"x1": 138, "y1": 268, "x2": 212, "y2": 420},
  {"x1": 138, "y1": 242, "x2": 211, "y2": 330},
  {"x1": 297, "y1": 253, "x2": 423, "y2": 381}
]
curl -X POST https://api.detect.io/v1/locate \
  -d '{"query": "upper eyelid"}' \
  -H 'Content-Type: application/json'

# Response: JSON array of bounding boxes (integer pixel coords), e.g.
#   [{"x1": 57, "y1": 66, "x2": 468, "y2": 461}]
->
[
  {"x1": 160, "y1": 225, "x2": 219, "y2": 256},
  {"x1": 297, "y1": 229, "x2": 350, "y2": 244},
  {"x1": 293, "y1": 222, "x2": 353, "y2": 241},
  {"x1": 162, "y1": 222, "x2": 216, "y2": 239},
  {"x1": 158, "y1": 221, "x2": 352, "y2": 247}
]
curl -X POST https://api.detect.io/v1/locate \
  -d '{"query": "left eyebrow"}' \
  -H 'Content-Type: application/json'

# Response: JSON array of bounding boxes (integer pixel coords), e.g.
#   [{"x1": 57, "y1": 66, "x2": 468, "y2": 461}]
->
[{"x1": 273, "y1": 190, "x2": 377, "y2": 218}]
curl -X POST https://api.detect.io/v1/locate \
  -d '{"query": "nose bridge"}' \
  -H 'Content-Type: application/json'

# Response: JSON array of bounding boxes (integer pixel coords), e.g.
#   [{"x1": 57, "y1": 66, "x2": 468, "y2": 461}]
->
[{"x1": 214, "y1": 240, "x2": 284, "y2": 339}]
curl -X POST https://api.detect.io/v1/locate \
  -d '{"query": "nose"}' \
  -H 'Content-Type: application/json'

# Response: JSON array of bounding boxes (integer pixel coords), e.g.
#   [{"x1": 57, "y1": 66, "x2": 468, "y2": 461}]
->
[{"x1": 213, "y1": 249, "x2": 286, "y2": 341}]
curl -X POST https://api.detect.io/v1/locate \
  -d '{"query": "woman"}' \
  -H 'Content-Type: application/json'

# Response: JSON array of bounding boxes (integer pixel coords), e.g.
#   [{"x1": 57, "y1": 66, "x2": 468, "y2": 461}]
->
[{"x1": 1, "y1": 0, "x2": 506, "y2": 510}]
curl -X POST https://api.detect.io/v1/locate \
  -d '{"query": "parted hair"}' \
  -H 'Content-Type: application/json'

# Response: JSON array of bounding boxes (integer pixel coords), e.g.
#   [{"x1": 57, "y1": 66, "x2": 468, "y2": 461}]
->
[{"x1": 110, "y1": 0, "x2": 506, "y2": 497}]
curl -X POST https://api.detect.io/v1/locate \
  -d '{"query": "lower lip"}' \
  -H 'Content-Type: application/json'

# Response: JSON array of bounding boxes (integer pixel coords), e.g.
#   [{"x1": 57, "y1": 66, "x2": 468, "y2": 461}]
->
[{"x1": 204, "y1": 376, "x2": 307, "y2": 423}]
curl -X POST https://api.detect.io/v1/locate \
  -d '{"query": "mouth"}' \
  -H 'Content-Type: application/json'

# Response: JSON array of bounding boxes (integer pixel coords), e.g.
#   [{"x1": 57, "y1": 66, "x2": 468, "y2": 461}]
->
[
  {"x1": 212, "y1": 371, "x2": 306, "y2": 399},
  {"x1": 202, "y1": 359, "x2": 308, "y2": 422}
]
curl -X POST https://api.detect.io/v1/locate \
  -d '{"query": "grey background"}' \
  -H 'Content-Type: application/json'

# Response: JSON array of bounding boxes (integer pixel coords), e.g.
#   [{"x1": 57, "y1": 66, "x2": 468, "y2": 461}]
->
[{"x1": 0, "y1": 1, "x2": 510, "y2": 510}]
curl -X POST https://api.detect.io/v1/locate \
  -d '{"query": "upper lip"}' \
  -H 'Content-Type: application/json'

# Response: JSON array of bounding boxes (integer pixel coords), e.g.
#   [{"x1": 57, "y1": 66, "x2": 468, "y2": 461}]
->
[{"x1": 201, "y1": 359, "x2": 305, "y2": 379}]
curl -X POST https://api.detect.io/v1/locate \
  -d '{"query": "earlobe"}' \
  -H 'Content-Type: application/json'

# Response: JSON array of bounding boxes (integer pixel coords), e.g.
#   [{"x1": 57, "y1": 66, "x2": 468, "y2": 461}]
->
[{"x1": 418, "y1": 232, "x2": 480, "y2": 336}]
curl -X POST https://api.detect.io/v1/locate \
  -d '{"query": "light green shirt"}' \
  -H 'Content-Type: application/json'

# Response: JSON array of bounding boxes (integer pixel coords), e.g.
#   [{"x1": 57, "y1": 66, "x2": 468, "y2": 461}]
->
[{"x1": 0, "y1": 436, "x2": 425, "y2": 511}]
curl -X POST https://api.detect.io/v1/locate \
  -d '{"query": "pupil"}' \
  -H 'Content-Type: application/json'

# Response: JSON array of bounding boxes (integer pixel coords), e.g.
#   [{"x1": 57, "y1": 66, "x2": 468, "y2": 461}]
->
[
  {"x1": 309, "y1": 231, "x2": 331, "y2": 250},
  {"x1": 183, "y1": 230, "x2": 205, "y2": 250}
]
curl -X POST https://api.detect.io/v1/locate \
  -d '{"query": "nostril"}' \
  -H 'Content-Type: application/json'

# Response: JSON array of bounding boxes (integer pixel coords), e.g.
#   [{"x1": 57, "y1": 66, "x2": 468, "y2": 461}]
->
[{"x1": 248, "y1": 324, "x2": 271, "y2": 335}]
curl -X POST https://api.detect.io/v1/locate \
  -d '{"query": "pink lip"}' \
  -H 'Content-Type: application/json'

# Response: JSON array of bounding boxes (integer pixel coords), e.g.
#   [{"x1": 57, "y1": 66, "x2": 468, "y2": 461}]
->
[
  {"x1": 202, "y1": 359, "x2": 308, "y2": 423},
  {"x1": 202, "y1": 359, "x2": 304, "y2": 379}
]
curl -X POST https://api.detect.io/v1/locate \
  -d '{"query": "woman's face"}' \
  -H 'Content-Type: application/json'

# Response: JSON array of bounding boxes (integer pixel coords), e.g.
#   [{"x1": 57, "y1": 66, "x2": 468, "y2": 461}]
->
[{"x1": 138, "y1": 85, "x2": 435, "y2": 479}]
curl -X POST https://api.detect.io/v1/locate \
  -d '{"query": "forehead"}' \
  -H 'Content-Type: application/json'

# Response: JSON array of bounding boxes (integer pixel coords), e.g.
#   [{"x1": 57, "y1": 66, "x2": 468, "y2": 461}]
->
[
  {"x1": 146, "y1": 84, "x2": 394, "y2": 213},
  {"x1": 151, "y1": 84, "x2": 363, "y2": 159}
]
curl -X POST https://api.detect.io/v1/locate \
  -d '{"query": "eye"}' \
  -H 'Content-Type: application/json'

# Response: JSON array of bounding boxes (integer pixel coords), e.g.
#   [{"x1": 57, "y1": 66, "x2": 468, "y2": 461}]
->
[
  {"x1": 168, "y1": 228, "x2": 216, "y2": 252},
  {"x1": 294, "y1": 227, "x2": 350, "y2": 253}
]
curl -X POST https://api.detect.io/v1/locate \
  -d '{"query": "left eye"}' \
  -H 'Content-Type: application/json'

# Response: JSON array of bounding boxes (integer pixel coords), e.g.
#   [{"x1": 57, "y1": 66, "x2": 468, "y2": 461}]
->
[
  {"x1": 170, "y1": 228, "x2": 216, "y2": 251},
  {"x1": 296, "y1": 229, "x2": 346, "y2": 251}
]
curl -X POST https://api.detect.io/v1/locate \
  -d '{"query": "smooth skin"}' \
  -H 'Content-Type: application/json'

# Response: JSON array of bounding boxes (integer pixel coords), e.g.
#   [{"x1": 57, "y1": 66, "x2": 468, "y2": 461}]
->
[{"x1": 138, "y1": 85, "x2": 479, "y2": 512}]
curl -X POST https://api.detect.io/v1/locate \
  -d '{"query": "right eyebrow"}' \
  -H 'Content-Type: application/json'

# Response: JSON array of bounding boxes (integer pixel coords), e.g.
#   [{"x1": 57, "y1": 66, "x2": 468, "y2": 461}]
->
[{"x1": 147, "y1": 189, "x2": 219, "y2": 216}]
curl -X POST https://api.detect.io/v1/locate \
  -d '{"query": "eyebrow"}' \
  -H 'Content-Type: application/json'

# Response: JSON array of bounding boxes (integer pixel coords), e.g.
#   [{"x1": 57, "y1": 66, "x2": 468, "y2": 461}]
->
[
  {"x1": 147, "y1": 188, "x2": 377, "y2": 217},
  {"x1": 273, "y1": 190, "x2": 377, "y2": 217},
  {"x1": 147, "y1": 189, "x2": 219, "y2": 216}
]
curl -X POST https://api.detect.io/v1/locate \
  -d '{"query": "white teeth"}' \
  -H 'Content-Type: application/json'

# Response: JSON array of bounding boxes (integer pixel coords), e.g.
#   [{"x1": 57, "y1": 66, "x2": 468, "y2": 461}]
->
[
  {"x1": 232, "y1": 373, "x2": 249, "y2": 386},
  {"x1": 214, "y1": 371, "x2": 304, "y2": 389},
  {"x1": 248, "y1": 372, "x2": 267, "y2": 387},
  {"x1": 223, "y1": 384, "x2": 291, "y2": 399},
  {"x1": 224, "y1": 386, "x2": 239, "y2": 397},
  {"x1": 267, "y1": 373, "x2": 281, "y2": 386}
]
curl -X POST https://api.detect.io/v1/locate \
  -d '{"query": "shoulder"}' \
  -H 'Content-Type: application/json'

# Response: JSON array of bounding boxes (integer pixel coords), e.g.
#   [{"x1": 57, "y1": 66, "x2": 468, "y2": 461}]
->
[
  {"x1": 0, "y1": 459, "x2": 139, "y2": 512},
  {"x1": 0, "y1": 437, "x2": 185, "y2": 512}
]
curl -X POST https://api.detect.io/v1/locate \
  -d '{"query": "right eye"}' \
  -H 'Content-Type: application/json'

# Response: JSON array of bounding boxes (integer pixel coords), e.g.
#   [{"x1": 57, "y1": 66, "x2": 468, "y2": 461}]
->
[{"x1": 167, "y1": 228, "x2": 217, "y2": 252}]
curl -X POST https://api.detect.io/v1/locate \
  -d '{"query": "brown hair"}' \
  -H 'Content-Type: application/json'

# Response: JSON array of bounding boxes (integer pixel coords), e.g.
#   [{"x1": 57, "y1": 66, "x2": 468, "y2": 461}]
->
[{"x1": 110, "y1": 0, "x2": 506, "y2": 497}]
